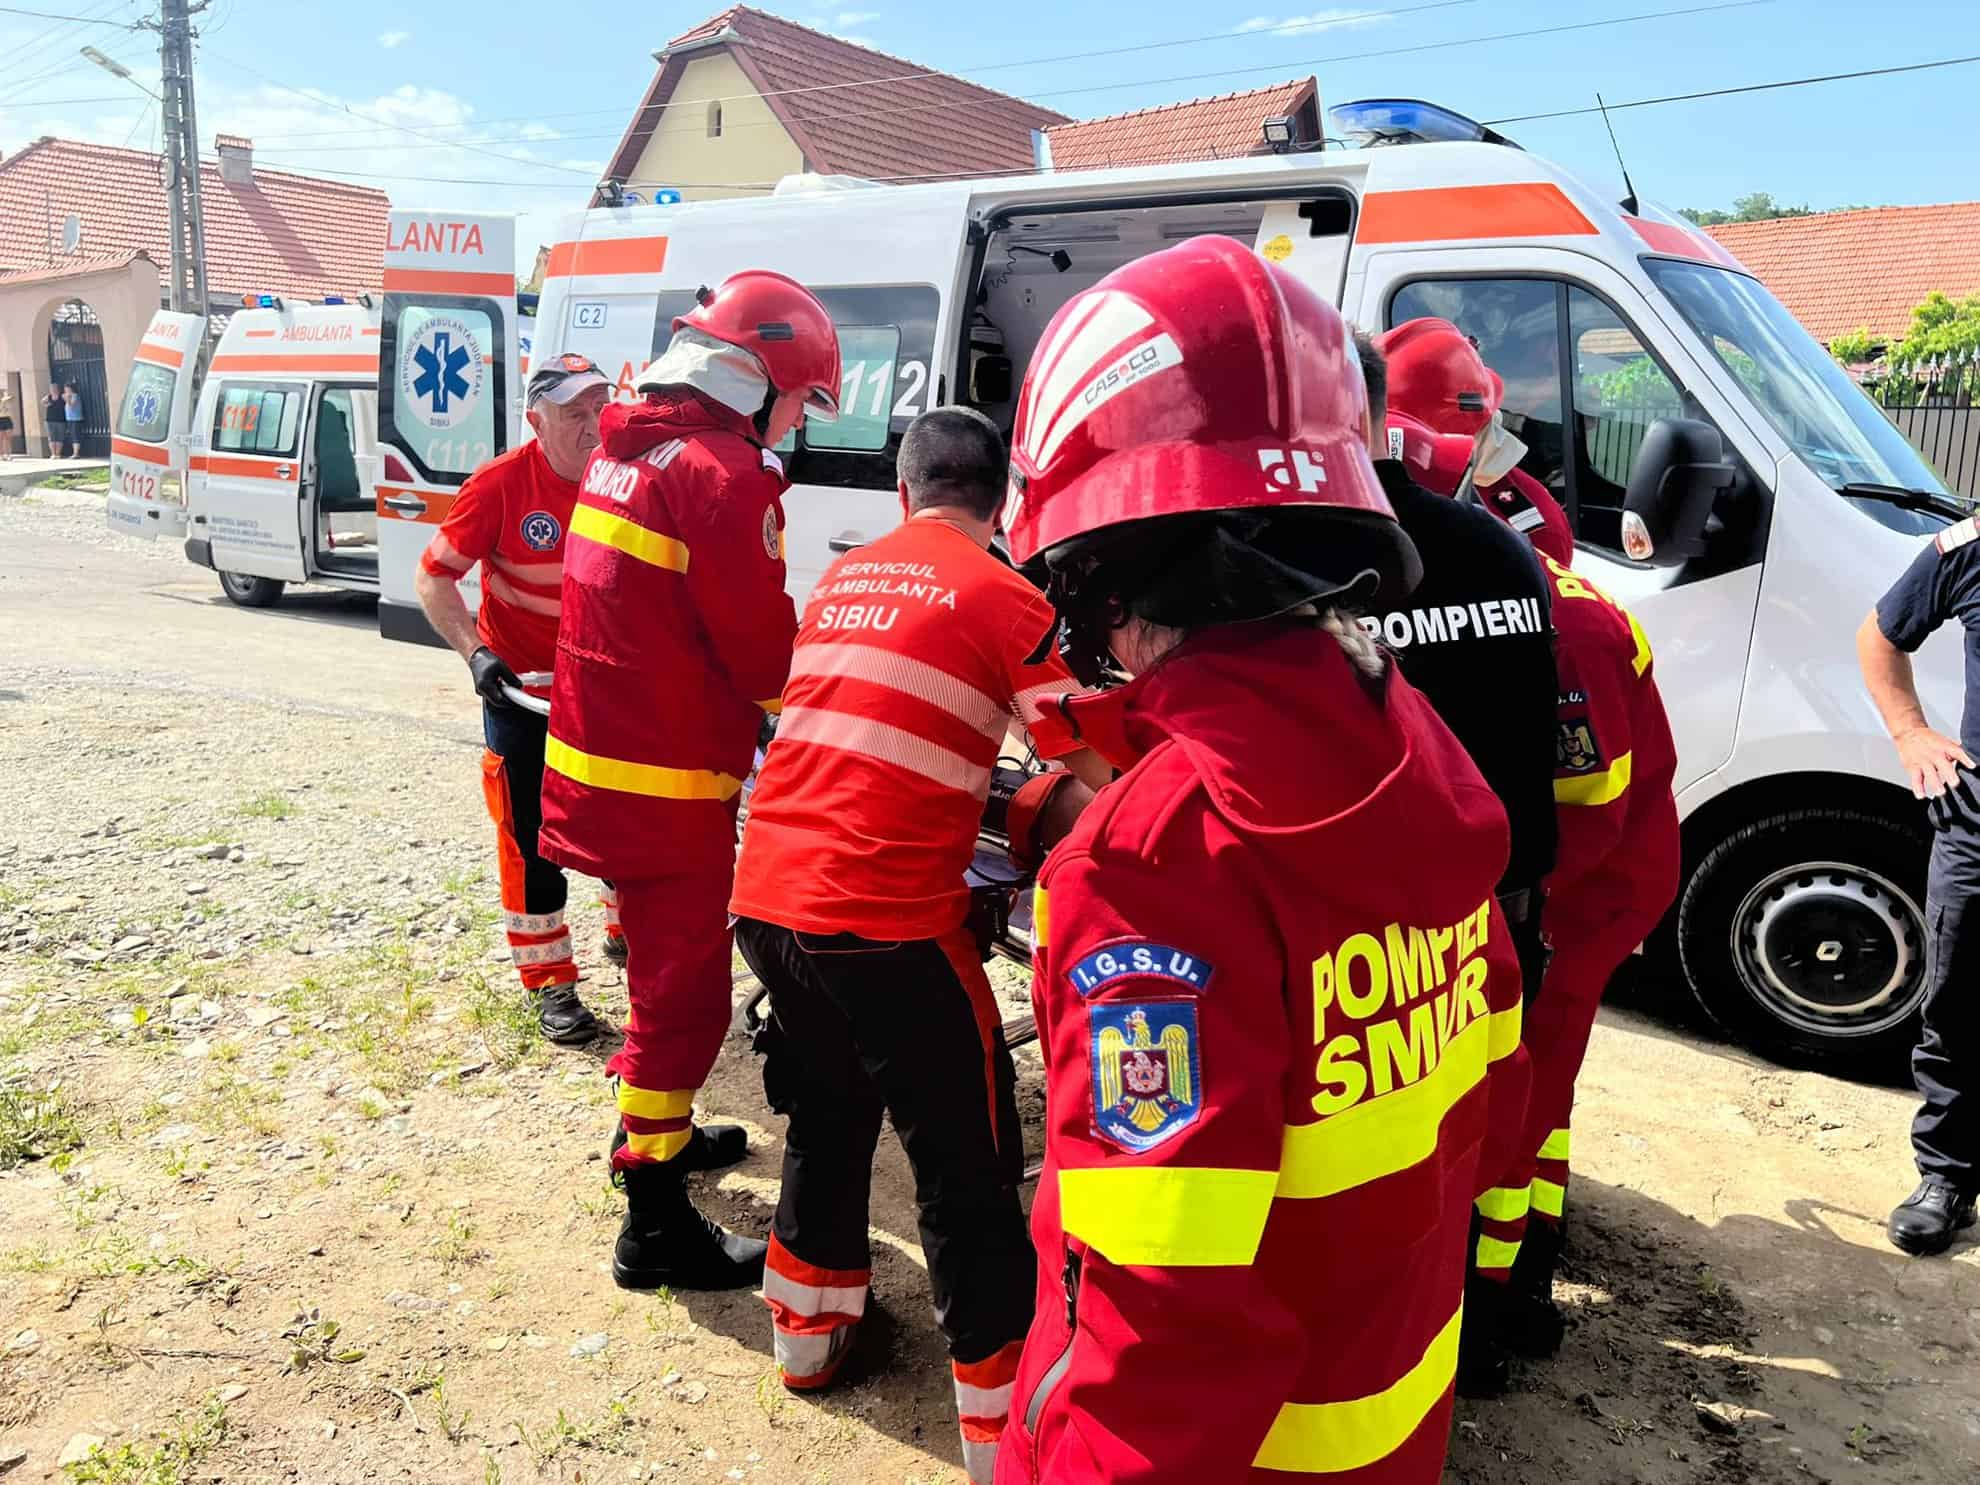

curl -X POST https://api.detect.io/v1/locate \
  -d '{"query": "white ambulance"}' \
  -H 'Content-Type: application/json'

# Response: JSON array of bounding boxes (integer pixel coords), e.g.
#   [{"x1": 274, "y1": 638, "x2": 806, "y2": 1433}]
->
[
  {"x1": 108, "y1": 295, "x2": 385, "y2": 606},
  {"x1": 114, "y1": 119, "x2": 1968, "y2": 1067}
]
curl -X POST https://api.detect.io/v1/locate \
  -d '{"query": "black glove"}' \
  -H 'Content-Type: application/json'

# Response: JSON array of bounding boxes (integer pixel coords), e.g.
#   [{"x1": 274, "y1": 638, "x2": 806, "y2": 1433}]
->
[{"x1": 468, "y1": 646, "x2": 522, "y2": 709}]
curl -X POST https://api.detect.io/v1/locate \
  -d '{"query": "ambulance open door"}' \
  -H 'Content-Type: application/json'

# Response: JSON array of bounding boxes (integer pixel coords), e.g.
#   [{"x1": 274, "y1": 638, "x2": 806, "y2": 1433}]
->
[
  {"x1": 374, "y1": 209, "x2": 520, "y2": 646},
  {"x1": 106, "y1": 310, "x2": 205, "y2": 542}
]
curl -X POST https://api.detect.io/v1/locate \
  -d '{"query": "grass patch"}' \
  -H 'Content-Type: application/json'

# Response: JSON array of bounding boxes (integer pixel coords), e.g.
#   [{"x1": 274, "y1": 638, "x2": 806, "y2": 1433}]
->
[
  {"x1": 466, "y1": 973, "x2": 542, "y2": 1071},
  {"x1": 64, "y1": 1395, "x2": 227, "y2": 1484},
  {"x1": 0, "y1": 1083, "x2": 85, "y2": 1169},
  {"x1": 520, "y1": 1399, "x2": 636, "y2": 1466},
  {"x1": 237, "y1": 793, "x2": 295, "y2": 821},
  {"x1": 37, "y1": 467, "x2": 110, "y2": 493}
]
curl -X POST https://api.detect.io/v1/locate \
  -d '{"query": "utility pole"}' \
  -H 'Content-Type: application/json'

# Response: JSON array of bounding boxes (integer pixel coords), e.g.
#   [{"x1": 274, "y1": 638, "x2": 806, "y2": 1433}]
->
[{"x1": 152, "y1": 0, "x2": 209, "y2": 316}]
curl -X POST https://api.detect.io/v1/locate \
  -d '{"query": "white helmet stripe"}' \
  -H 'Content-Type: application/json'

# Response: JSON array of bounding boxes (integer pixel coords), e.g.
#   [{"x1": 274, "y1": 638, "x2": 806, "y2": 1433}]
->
[
  {"x1": 1021, "y1": 292, "x2": 1151, "y2": 457},
  {"x1": 1034, "y1": 332, "x2": 1183, "y2": 468},
  {"x1": 1017, "y1": 289, "x2": 1107, "y2": 437}
]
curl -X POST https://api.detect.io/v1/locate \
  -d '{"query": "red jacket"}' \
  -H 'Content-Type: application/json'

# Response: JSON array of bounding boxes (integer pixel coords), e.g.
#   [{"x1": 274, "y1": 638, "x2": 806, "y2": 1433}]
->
[
  {"x1": 1541, "y1": 555, "x2": 1679, "y2": 951},
  {"x1": 537, "y1": 391, "x2": 796, "y2": 880},
  {"x1": 997, "y1": 622, "x2": 1525, "y2": 1485},
  {"x1": 1411, "y1": 431, "x2": 1573, "y2": 568}
]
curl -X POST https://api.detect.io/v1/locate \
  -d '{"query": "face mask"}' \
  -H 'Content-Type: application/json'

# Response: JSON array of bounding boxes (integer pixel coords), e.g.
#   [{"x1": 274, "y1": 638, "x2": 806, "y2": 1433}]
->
[{"x1": 1472, "y1": 411, "x2": 1528, "y2": 487}]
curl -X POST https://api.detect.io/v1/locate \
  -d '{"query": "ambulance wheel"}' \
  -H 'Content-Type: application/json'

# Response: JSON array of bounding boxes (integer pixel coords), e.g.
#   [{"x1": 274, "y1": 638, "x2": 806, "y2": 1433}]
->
[
  {"x1": 218, "y1": 571, "x2": 285, "y2": 608},
  {"x1": 1677, "y1": 805, "x2": 1929, "y2": 1067}
]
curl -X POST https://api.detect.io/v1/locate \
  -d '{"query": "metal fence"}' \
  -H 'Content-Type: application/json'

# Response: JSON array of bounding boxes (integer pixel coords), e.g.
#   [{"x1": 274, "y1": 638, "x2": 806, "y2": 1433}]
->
[{"x1": 1873, "y1": 350, "x2": 1980, "y2": 500}]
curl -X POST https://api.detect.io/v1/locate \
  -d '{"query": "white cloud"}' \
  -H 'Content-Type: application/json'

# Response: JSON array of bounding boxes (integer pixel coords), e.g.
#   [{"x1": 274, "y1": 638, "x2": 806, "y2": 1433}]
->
[
  {"x1": 518, "y1": 122, "x2": 561, "y2": 142},
  {"x1": 378, "y1": 30, "x2": 409, "y2": 49},
  {"x1": 835, "y1": 9, "x2": 881, "y2": 22},
  {"x1": 1235, "y1": 10, "x2": 1391, "y2": 35}
]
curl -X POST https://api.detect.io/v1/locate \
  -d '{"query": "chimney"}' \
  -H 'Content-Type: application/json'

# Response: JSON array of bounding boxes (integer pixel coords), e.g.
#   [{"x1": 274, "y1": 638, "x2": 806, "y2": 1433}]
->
[{"x1": 215, "y1": 133, "x2": 253, "y2": 186}]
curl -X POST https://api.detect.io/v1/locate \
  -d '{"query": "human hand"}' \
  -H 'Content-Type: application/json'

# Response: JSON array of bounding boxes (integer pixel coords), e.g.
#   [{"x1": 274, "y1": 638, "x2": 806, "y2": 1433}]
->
[{"x1": 1895, "y1": 725, "x2": 1975, "y2": 799}]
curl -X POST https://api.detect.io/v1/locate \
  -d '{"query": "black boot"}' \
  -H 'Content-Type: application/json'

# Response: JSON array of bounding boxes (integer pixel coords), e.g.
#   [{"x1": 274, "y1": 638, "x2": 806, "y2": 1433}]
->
[
  {"x1": 601, "y1": 932, "x2": 628, "y2": 966},
  {"x1": 534, "y1": 984, "x2": 603, "y2": 1045},
  {"x1": 613, "y1": 1161, "x2": 767, "y2": 1291},
  {"x1": 1454, "y1": 1277, "x2": 1514, "y2": 1398},
  {"x1": 609, "y1": 1122, "x2": 748, "y2": 1174},
  {"x1": 1888, "y1": 1177, "x2": 1978, "y2": 1256},
  {"x1": 1501, "y1": 1223, "x2": 1566, "y2": 1359}
]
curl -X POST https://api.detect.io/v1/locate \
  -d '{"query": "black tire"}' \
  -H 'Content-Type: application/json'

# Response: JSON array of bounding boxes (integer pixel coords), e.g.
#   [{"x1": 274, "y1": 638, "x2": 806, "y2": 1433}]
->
[
  {"x1": 218, "y1": 570, "x2": 285, "y2": 608},
  {"x1": 1677, "y1": 805, "x2": 1929, "y2": 1066}
]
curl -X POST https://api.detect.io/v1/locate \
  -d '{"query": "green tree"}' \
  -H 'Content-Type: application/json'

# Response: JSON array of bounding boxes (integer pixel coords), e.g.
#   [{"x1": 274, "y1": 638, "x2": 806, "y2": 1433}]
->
[
  {"x1": 1828, "y1": 327, "x2": 1876, "y2": 366},
  {"x1": 1679, "y1": 191, "x2": 1819, "y2": 226},
  {"x1": 1888, "y1": 292, "x2": 1980, "y2": 400}
]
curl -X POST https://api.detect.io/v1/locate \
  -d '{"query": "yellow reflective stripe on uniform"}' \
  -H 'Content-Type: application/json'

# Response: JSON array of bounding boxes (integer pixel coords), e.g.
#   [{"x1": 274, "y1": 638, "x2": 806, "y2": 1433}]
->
[
  {"x1": 1475, "y1": 1234, "x2": 1522, "y2": 1270},
  {"x1": 1487, "y1": 1001, "x2": 1522, "y2": 1062},
  {"x1": 1059, "y1": 1166, "x2": 1277, "y2": 1267},
  {"x1": 757, "y1": 697, "x2": 783, "y2": 716},
  {"x1": 1531, "y1": 1177, "x2": 1566, "y2": 1218},
  {"x1": 617, "y1": 1085, "x2": 695, "y2": 1120},
  {"x1": 625, "y1": 1127, "x2": 694, "y2": 1161},
  {"x1": 1476, "y1": 1185, "x2": 1531, "y2": 1223},
  {"x1": 1538, "y1": 1128, "x2": 1571, "y2": 1161},
  {"x1": 1627, "y1": 609, "x2": 1652, "y2": 676},
  {"x1": 544, "y1": 736, "x2": 742, "y2": 802},
  {"x1": 570, "y1": 502, "x2": 690, "y2": 573},
  {"x1": 1033, "y1": 886, "x2": 1050, "y2": 948},
  {"x1": 1277, "y1": 1017, "x2": 1489, "y2": 1200},
  {"x1": 1251, "y1": 1305, "x2": 1462, "y2": 1472},
  {"x1": 1555, "y1": 750, "x2": 1632, "y2": 806}
]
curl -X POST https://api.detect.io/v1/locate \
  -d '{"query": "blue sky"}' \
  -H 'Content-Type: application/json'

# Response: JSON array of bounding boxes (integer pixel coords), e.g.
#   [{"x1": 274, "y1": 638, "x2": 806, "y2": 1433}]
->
[{"x1": 1, "y1": 0, "x2": 1974, "y2": 273}]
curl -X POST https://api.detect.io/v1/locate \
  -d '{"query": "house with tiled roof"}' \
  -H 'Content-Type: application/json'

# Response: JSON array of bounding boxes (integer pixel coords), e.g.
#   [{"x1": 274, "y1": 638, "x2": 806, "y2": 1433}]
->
[
  {"x1": 0, "y1": 134, "x2": 387, "y2": 456},
  {"x1": 1042, "y1": 78, "x2": 1322, "y2": 172},
  {"x1": 599, "y1": 6, "x2": 1068, "y2": 203},
  {"x1": 1704, "y1": 202, "x2": 1980, "y2": 348}
]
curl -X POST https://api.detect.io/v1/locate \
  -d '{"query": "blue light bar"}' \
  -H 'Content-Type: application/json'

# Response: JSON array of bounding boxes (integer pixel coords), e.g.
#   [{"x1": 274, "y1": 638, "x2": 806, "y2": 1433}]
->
[
  {"x1": 321, "y1": 295, "x2": 346, "y2": 305},
  {"x1": 1328, "y1": 98, "x2": 1521, "y2": 151},
  {"x1": 652, "y1": 188, "x2": 682, "y2": 206}
]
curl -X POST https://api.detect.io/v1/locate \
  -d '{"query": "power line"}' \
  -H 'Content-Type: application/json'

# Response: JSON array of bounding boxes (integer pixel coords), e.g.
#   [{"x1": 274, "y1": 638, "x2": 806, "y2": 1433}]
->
[
  {"x1": 247, "y1": 0, "x2": 1772, "y2": 166},
  {"x1": 0, "y1": 2, "x2": 135, "y2": 21},
  {"x1": 0, "y1": 0, "x2": 134, "y2": 88},
  {"x1": 0, "y1": 92, "x2": 133, "y2": 107},
  {"x1": 1485, "y1": 53, "x2": 1980, "y2": 125},
  {"x1": 238, "y1": 0, "x2": 1484, "y2": 145}
]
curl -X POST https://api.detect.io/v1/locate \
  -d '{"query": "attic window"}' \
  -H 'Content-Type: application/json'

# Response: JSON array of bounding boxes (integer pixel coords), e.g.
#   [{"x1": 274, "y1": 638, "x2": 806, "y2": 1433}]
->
[{"x1": 707, "y1": 102, "x2": 723, "y2": 139}]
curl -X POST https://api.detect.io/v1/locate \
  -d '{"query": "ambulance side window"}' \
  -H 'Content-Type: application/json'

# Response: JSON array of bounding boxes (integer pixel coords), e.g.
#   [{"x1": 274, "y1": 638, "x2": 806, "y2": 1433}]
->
[
  {"x1": 213, "y1": 383, "x2": 302, "y2": 457},
  {"x1": 379, "y1": 296, "x2": 506, "y2": 485},
  {"x1": 648, "y1": 284, "x2": 937, "y2": 487},
  {"x1": 1388, "y1": 277, "x2": 1682, "y2": 554}
]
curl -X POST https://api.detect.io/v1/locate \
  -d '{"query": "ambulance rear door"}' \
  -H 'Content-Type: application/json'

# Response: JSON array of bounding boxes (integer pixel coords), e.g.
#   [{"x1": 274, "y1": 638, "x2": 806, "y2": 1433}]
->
[
  {"x1": 375, "y1": 209, "x2": 521, "y2": 645},
  {"x1": 106, "y1": 309, "x2": 204, "y2": 542}
]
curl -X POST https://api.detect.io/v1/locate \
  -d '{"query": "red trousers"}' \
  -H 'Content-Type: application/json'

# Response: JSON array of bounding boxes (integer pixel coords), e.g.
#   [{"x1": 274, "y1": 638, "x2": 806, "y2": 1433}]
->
[{"x1": 605, "y1": 865, "x2": 736, "y2": 1169}]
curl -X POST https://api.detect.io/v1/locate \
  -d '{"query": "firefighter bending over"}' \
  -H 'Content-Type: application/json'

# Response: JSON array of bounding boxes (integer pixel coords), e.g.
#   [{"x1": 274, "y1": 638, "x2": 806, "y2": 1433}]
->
[
  {"x1": 537, "y1": 272, "x2": 842, "y2": 1290},
  {"x1": 730, "y1": 406, "x2": 1106, "y2": 1481},
  {"x1": 994, "y1": 235, "x2": 1525, "y2": 1484},
  {"x1": 413, "y1": 354, "x2": 614, "y2": 1045}
]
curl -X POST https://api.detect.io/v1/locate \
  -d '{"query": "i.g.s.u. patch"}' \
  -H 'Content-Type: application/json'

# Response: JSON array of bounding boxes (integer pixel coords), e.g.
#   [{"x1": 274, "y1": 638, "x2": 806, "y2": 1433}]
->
[
  {"x1": 1090, "y1": 1000, "x2": 1201, "y2": 1152},
  {"x1": 1067, "y1": 941, "x2": 1214, "y2": 996}
]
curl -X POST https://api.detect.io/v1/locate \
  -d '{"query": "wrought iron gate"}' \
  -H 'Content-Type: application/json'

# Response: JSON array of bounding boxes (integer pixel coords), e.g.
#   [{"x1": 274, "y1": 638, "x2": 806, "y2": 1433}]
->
[{"x1": 46, "y1": 300, "x2": 109, "y2": 458}]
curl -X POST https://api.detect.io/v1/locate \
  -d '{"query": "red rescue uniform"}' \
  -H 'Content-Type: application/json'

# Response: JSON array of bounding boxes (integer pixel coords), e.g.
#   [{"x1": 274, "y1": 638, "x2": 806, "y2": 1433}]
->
[
  {"x1": 420, "y1": 441, "x2": 584, "y2": 990},
  {"x1": 997, "y1": 621, "x2": 1525, "y2": 1485},
  {"x1": 1402, "y1": 430, "x2": 1680, "y2": 1275},
  {"x1": 539, "y1": 389, "x2": 797, "y2": 1166}
]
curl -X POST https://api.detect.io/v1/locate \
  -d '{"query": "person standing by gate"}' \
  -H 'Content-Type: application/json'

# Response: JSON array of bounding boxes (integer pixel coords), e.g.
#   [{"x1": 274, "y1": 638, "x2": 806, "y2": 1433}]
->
[
  {"x1": 1859, "y1": 522, "x2": 1980, "y2": 1255},
  {"x1": 63, "y1": 382, "x2": 83, "y2": 458},
  {"x1": 42, "y1": 384, "x2": 65, "y2": 458}
]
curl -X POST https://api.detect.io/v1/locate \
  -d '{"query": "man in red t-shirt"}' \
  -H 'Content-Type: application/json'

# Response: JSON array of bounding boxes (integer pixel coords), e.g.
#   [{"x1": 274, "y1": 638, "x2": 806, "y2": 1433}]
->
[
  {"x1": 415, "y1": 355, "x2": 614, "y2": 1045},
  {"x1": 731, "y1": 408, "x2": 1105, "y2": 1474}
]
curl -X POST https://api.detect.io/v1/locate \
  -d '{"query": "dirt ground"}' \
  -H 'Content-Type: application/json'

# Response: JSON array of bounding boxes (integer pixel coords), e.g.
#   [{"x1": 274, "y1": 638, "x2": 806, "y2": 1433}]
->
[{"x1": 3, "y1": 486, "x2": 1978, "y2": 1485}]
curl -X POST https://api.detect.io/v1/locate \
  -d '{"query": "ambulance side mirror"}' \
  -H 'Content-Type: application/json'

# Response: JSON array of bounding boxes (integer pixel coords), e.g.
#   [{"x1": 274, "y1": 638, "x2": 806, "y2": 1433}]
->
[{"x1": 1620, "y1": 417, "x2": 1737, "y2": 566}]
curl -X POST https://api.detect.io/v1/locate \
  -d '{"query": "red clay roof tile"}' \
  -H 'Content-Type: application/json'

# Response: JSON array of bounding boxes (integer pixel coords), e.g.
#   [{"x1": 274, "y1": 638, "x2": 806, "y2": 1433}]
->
[
  {"x1": 1705, "y1": 203, "x2": 1980, "y2": 345},
  {"x1": 0, "y1": 136, "x2": 388, "y2": 303},
  {"x1": 1043, "y1": 78, "x2": 1318, "y2": 171}
]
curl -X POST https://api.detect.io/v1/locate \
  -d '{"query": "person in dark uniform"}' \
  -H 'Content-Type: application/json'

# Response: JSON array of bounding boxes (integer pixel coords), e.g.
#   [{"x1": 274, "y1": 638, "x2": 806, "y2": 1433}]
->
[
  {"x1": 1859, "y1": 517, "x2": 1980, "y2": 1255},
  {"x1": 1354, "y1": 330, "x2": 1559, "y2": 1393}
]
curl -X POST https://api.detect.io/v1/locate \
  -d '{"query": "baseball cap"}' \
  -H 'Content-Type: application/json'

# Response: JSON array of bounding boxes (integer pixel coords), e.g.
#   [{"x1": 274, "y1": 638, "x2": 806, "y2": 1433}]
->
[{"x1": 526, "y1": 352, "x2": 610, "y2": 410}]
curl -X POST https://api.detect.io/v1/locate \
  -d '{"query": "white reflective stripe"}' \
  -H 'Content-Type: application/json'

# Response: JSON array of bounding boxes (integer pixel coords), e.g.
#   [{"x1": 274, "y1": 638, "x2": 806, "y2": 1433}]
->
[
  {"x1": 488, "y1": 551, "x2": 563, "y2": 584},
  {"x1": 954, "y1": 1378, "x2": 1014, "y2": 1420},
  {"x1": 1010, "y1": 679, "x2": 1076, "y2": 726},
  {"x1": 776, "y1": 705, "x2": 991, "y2": 797},
  {"x1": 503, "y1": 909, "x2": 565, "y2": 935},
  {"x1": 762, "y1": 1264, "x2": 868, "y2": 1320},
  {"x1": 484, "y1": 568, "x2": 561, "y2": 617},
  {"x1": 960, "y1": 1436, "x2": 998, "y2": 1485},
  {"x1": 772, "y1": 1325, "x2": 847, "y2": 1380},
  {"x1": 423, "y1": 533, "x2": 472, "y2": 572},
  {"x1": 789, "y1": 643, "x2": 1004, "y2": 741},
  {"x1": 512, "y1": 933, "x2": 573, "y2": 966}
]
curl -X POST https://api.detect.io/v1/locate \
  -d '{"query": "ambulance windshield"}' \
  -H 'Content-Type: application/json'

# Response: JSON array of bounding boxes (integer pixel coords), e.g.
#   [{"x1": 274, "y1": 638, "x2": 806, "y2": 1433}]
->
[{"x1": 1645, "y1": 259, "x2": 1953, "y2": 514}]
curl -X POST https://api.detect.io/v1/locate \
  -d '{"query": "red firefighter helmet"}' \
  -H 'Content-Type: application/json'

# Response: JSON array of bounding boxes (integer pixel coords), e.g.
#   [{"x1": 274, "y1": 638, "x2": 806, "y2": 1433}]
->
[
  {"x1": 675, "y1": 269, "x2": 842, "y2": 418},
  {"x1": 1004, "y1": 234, "x2": 1410, "y2": 603},
  {"x1": 1376, "y1": 317, "x2": 1498, "y2": 439}
]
